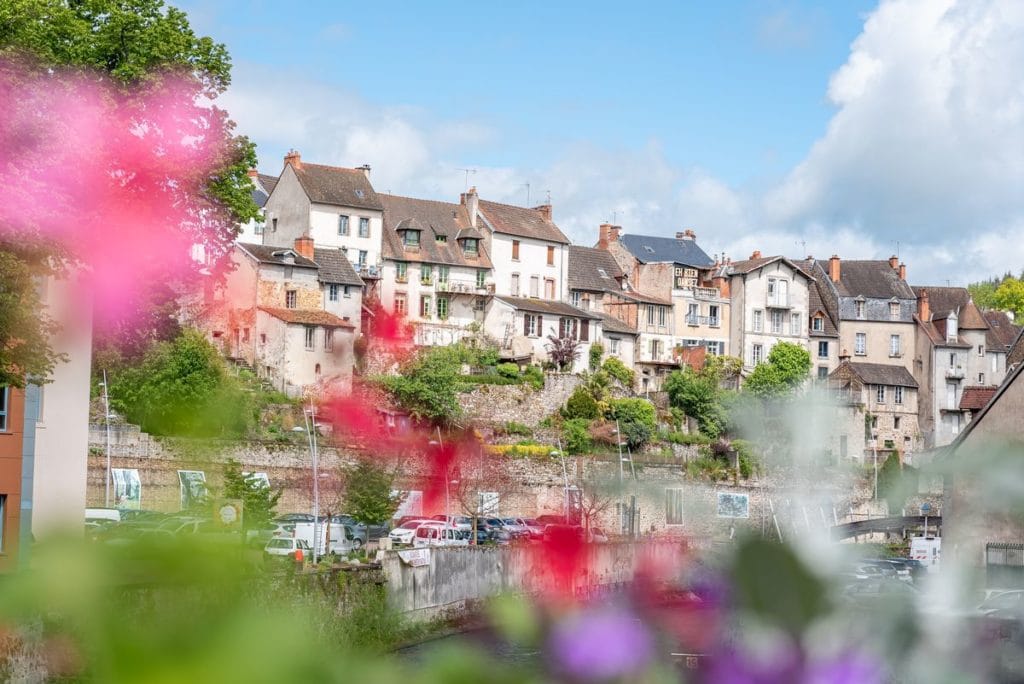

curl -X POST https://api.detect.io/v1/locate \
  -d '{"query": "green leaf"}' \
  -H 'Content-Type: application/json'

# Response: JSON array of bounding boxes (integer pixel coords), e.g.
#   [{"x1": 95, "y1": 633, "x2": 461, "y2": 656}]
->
[{"x1": 731, "y1": 538, "x2": 829, "y2": 636}]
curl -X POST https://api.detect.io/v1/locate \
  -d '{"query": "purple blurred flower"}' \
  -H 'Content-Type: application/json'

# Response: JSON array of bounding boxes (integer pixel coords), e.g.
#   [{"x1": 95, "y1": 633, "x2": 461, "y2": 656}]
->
[
  {"x1": 703, "y1": 646, "x2": 883, "y2": 684},
  {"x1": 805, "y1": 652, "x2": 883, "y2": 684},
  {"x1": 549, "y1": 608, "x2": 654, "y2": 680}
]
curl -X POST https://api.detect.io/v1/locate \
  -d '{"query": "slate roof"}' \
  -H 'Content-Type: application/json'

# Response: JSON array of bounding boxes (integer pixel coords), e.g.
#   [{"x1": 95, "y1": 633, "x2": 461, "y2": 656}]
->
[
  {"x1": 844, "y1": 361, "x2": 919, "y2": 388},
  {"x1": 493, "y1": 296, "x2": 601, "y2": 319},
  {"x1": 567, "y1": 246, "x2": 624, "y2": 292},
  {"x1": 379, "y1": 194, "x2": 493, "y2": 268},
  {"x1": 237, "y1": 242, "x2": 318, "y2": 269},
  {"x1": 799, "y1": 260, "x2": 839, "y2": 337},
  {"x1": 313, "y1": 247, "x2": 363, "y2": 287},
  {"x1": 728, "y1": 256, "x2": 812, "y2": 279},
  {"x1": 258, "y1": 307, "x2": 355, "y2": 328},
  {"x1": 251, "y1": 173, "x2": 279, "y2": 208},
  {"x1": 595, "y1": 312, "x2": 639, "y2": 336},
  {"x1": 983, "y1": 310, "x2": 1021, "y2": 351},
  {"x1": 912, "y1": 286, "x2": 989, "y2": 329},
  {"x1": 618, "y1": 234, "x2": 714, "y2": 268},
  {"x1": 258, "y1": 173, "x2": 278, "y2": 197},
  {"x1": 960, "y1": 386, "x2": 998, "y2": 411},
  {"x1": 290, "y1": 163, "x2": 383, "y2": 211},
  {"x1": 833, "y1": 261, "x2": 915, "y2": 299},
  {"x1": 476, "y1": 200, "x2": 569, "y2": 244},
  {"x1": 605, "y1": 289, "x2": 673, "y2": 306}
]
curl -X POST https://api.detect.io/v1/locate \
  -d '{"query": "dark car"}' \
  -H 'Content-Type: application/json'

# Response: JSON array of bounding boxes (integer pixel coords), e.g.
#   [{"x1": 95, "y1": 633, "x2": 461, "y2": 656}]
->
[
  {"x1": 276, "y1": 513, "x2": 315, "y2": 523},
  {"x1": 542, "y1": 524, "x2": 586, "y2": 544},
  {"x1": 322, "y1": 515, "x2": 390, "y2": 543}
]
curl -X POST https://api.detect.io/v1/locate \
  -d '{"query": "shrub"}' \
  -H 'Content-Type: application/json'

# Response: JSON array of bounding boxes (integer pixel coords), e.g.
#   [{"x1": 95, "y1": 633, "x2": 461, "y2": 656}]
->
[
  {"x1": 496, "y1": 362, "x2": 520, "y2": 379},
  {"x1": 563, "y1": 418, "x2": 592, "y2": 455},
  {"x1": 486, "y1": 444, "x2": 554, "y2": 459},
  {"x1": 459, "y1": 374, "x2": 519, "y2": 387},
  {"x1": 477, "y1": 347, "x2": 500, "y2": 368},
  {"x1": 609, "y1": 398, "x2": 657, "y2": 449},
  {"x1": 563, "y1": 387, "x2": 600, "y2": 420},
  {"x1": 588, "y1": 343, "x2": 604, "y2": 371},
  {"x1": 502, "y1": 421, "x2": 533, "y2": 437},
  {"x1": 523, "y1": 365, "x2": 544, "y2": 390},
  {"x1": 663, "y1": 431, "x2": 712, "y2": 446},
  {"x1": 602, "y1": 357, "x2": 634, "y2": 388}
]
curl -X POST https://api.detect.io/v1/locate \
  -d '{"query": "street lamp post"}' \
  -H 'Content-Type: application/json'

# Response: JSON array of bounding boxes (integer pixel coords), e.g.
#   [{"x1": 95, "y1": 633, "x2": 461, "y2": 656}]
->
[
  {"x1": 101, "y1": 370, "x2": 112, "y2": 508},
  {"x1": 303, "y1": 401, "x2": 320, "y2": 565}
]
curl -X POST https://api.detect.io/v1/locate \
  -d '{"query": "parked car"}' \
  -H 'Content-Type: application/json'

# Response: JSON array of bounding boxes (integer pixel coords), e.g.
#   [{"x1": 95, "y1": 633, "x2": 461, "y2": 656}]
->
[
  {"x1": 85, "y1": 508, "x2": 121, "y2": 524},
  {"x1": 276, "y1": 513, "x2": 315, "y2": 523},
  {"x1": 323, "y1": 515, "x2": 390, "y2": 542},
  {"x1": 542, "y1": 524, "x2": 585, "y2": 544},
  {"x1": 535, "y1": 514, "x2": 571, "y2": 527},
  {"x1": 264, "y1": 537, "x2": 310, "y2": 561},
  {"x1": 501, "y1": 518, "x2": 531, "y2": 539},
  {"x1": 389, "y1": 519, "x2": 431, "y2": 546},
  {"x1": 246, "y1": 522, "x2": 294, "y2": 548},
  {"x1": 431, "y1": 514, "x2": 472, "y2": 531},
  {"x1": 521, "y1": 518, "x2": 545, "y2": 540},
  {"x1": 588, "y1": 527, "x2": 610, "y2": 544},
  {"x1": 413, "y1": 523, "x2": 470, "y2": 548}
]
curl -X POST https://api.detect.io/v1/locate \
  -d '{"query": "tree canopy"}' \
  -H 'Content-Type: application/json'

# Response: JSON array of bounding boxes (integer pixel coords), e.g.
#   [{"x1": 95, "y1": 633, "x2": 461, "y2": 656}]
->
[
  {"x1": 991, "y1": 277, "x2": 1024, "y2": 320},
  {"x1": 744, "y1": 342, "x2": 812, "y2": 398},
  {"x1": 222, "y1": 459, "x2": 281, "y2": 531},
  {"x1": 344, "y1": 459, "x2": 403, "y2": 526}
]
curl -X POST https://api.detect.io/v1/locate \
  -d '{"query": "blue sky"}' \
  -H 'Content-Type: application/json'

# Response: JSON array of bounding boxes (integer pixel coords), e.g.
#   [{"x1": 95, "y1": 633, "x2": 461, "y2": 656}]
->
[{"x1": 182, "y1": 0, "x2": 1024, "y2": 284}]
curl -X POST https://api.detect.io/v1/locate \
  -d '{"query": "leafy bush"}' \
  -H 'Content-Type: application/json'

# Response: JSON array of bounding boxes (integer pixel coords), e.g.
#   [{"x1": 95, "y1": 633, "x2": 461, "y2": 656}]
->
[
  {"x1": 602, "y1": 357, "x2": 634, "y2": 388},
  {"x1": 744, "y1": 342, "x2": 812, "y2": 398},
  {"x1": 663, "y1": 431, "x2": 712, "y2": 446},
  {"x1": 477, "y1": 347, "x2": 500, "y2": 368},
  {"x1": 588, "y1": 343, "x2": 604, "y2": 371},
  {"x1": 546, "y1": 335, "x2": 581, "y2": 371},
  {"x1": 382, "y1": 346, "x2": 462, "y2": 425},
  {"x1": 609, "y1": 398, "x2": 657, "y2": 449},
  {"x1": 502, "y1": 421, "x2": 533, "y2": 437},
  {"x1": 523, "y1": 365, "x2": 544, "y2": 389},
  {"x1": 664, "y1": 367, "x2": 726, "y2": 439},
  {"x1": 685, "y1": 455, "x2": 731, "y2": 481},
  {"x1": 496, "y1": 363, "x2": 520, "y2": 379},
  {"x1": 563, "y1": 418, "x2": 592, "y2": 455},
  {"x1": 562, "y1": 386, "x2": 600, "y2": 420},
  {"x1": 733, "y1": 439, "x2": 757, "y2": 479}
]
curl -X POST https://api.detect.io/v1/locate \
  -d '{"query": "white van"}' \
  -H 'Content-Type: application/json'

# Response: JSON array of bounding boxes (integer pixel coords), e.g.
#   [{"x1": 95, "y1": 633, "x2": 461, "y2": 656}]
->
[
  {"x1": 910, "y1": 536, "x2": 941, "y2": 573},
  {"x1": 85, "y1": 508, "x2": 121, "y2": 523},
  {"x1": 293, "y1": 522, "x2": 356, "y2": 556},
  {"x1": 413, "y1": 523, "x2": 469, "y2": 548}
]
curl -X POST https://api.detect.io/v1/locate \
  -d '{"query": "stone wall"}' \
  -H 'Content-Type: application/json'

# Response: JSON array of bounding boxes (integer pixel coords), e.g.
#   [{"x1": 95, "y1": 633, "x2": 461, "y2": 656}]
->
[{"x1": 458, "y1": 373, "x2": 583, "y2": 427}]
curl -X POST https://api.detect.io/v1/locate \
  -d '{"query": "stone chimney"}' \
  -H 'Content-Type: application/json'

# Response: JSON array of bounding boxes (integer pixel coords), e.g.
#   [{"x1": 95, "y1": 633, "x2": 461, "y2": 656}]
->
[
  {"x1": 247, "y1": 168, "x2": 259, "y2": 179},
  {"x1": 898, "y1": 263, "x2": 906, "y2": 280},
  {"x1": 918, "y1": 288, "x2": 930, "y2": 322},
  {"x1": 750, "y1": 250, "x2": 762, "y2": 260},
  {"x1": 356, "y1": 164, "x2": 371, "y2": 178},
  {"x1": 460, "y1": 186, "x2": 480, "y2": 228},
  {"x1": 294, "y1": 234, "x2": 314, "y2": 260},
  {"x1": 839, "y1": 349, "x2": 851, "y2": 363},
  {"x1": 284, "y1": 149, "x2": 302, "y2": 170},
  {"x1": 676, "y1": 229, "x2": 696, "y2": 241},
  {"x1": 888, "y1": 255, "x2": 899, "y2": 269},
  {"x1": 828, "y1": 254, "x2": 841, "y2": 283},
  {"x1": 533, "y1": 204, "x2": 553, "y2": 221}
]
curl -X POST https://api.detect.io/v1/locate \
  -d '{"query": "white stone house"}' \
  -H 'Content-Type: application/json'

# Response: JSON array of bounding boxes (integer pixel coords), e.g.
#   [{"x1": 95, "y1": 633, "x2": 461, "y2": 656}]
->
[
  {"x1": 377, "y1": 194, "x2": 492, "y2": 346},
  {"x1": 485, "y1": 296, "x2": 601, "y2": 373},
  {"x1": 236, "y1": 170, "x2": 278, "y2": 244}
]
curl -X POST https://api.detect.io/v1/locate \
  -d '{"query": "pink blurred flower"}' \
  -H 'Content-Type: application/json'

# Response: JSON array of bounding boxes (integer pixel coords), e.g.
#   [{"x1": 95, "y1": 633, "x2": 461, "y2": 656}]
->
[{"x1": 549, "y1": 608, "x2": 654, "y2": 680}]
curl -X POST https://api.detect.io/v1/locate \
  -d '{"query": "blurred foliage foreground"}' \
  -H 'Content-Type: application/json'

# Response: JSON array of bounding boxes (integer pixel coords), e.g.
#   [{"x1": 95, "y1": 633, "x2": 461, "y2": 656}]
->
[{"x1": 1, "y1": 533, "x2": 1023, "y2": 683}]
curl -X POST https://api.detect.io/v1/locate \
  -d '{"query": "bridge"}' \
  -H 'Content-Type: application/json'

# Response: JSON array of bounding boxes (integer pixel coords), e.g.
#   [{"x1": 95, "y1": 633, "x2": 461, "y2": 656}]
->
[{"x1": 831, "y1": 515, "x2": 941, "y2": 541}]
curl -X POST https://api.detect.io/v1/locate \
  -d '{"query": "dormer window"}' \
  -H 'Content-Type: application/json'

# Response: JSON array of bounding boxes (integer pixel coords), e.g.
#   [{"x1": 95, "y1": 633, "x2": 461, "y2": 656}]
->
[
  {"x1": 812, "y1": 315, "x2": 824, "y2": 332},
  {"x1": 402, "y1": 230, "x2": 420, "y2": 248},
  {"x1": 462, "y1": 238, "x2": 479, "y2": 256},
  {"x1": 435, "y1": 235, "x2": 447, "y2": 243}
]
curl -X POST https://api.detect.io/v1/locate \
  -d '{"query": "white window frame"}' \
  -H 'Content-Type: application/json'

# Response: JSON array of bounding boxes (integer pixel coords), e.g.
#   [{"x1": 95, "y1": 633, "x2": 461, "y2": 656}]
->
[
  {"x1": 790, "y1": 312, "x2": 801, "y2": 336},
  {"x1": 0, "y1": 386, "x2": 8, "y2": 432},
  {"x1": 285, "y1": 290, "x2": 297, "y2": 309},
  {"x1": 812, "y1": 316, "x2": 823, "y2": 332},
  {"x1": 751, "y1": 343, "x2": 764, "y2": 365},
  {"x1": 304, "y1": 326, "x2": 315, "y2": 350},
  {"x1": 876, "y1": 385, "x2": 886, "y2": 403},
  {"x1": 324, "y1": 328, "x2": 334, "y2": 351},
  {"x1": 570, "y1": 292, "x2": 581, "y2": 307},
  {"x1": 338, "y1": 215, "x2": 349, "y2": 236},
  {"x1": 358, "y1": 217, "x2": 370, "y2": 238},
  {"x1": 855, "y1": 332, "x2": 866, "y2": 355},
  {"x1": 328, "y1": 284, "x2": 339, "y2": 302},
  {"x1": 890, "y1": 334, "x2": 901, "y2": 357},
  {"x1": 770, "y1": 310, "x2": 783, "y2": 334},
  {"x1": 818, "y1": 341, "x2": 828, "y2": 359},
  {"x1": 394, "y1": 293, "x2": 407, "y2": 315},
  {"x1": 855, "y1": 300, "x2": 865, "y2": 319},
  {"x1": 609, "y1": 337, "x2": 620, "y2": 354},
  {"x1": 894, "y1": 386, "x2": 903, "y2": 404},
  {"x1": 511, "y1": 273, "x2": 520, "y2": 296},
  {"x1": 525, "y1": 314, "x2": 537, "y2": 338},
  {"x1": 753, "y1": 309, "x2": 763, "y2": 333},
  {"x1": 889, "y1": 302, "x2": 899, "y2": 320}
]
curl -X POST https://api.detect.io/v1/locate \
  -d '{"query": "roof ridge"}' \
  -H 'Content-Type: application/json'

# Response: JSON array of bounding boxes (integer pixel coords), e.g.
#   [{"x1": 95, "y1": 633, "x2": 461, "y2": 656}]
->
[
  {"x1": 382, "y1": 192, "x2": 462, "y2": 209},
  {"x1": 478, "y1": 198, "x2": 547, "y2": 216},
  {"x1": 299, "y1": 161, "x2": 365, "y2": 175}
]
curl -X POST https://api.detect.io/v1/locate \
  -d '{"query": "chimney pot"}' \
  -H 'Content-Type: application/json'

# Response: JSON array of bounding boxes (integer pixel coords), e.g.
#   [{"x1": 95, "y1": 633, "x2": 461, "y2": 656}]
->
[
  {"x1": 889, "y1": 255, "x2": 899, "y2": 269},
  {"x1": 247, "y1": 168, "x2": 259, "y2": 179},
  {"x1": 918, "y1": 288, "x2": 931, "y2": 321},
  {"x1": 534, "y1": 204, "x2": 552, "y2": 221},
  {"x1": 828, "y1": 254, "x2": 841, "y2": 283},
  {"x1": 682, "y1": 229, "x2": 696, "y2": 240},
  {"x1": 357, "y1": 164, "x2": 371, "y2": 178},
  {"x1": 598, "y1": 223, "x2": 613, "y2": 250},
  {"x1": 284, "y1": 149, "x2": 302, "y2": 170},
  {"x1": 676, "y1": 231, "x2": 685, "y2": 239},
  {"x1": 294, "y1": 234, "x2": 315, "y2": 260},
  {"x1": 751, "y1": 250, "x2": 762, "y2": 260}
]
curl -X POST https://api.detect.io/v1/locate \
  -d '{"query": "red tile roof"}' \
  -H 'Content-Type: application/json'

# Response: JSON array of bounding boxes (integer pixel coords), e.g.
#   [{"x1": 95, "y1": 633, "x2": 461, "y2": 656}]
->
[
  {"x1": 960, "y1": 386, "x2": 998, "y2": 411},
  {"x1": 477, "y1": 200, "x2": 569, "y2": 244},
  {"x1": 258, "y1": 307, "x2": 355, "y2": 328}
]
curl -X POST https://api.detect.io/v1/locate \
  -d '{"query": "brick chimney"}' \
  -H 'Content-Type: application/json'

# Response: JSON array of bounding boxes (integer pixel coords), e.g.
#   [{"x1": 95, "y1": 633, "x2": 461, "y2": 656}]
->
[
  {"x1": 750, "y1": 250, "x2": 762, "y2": 260},
  {"x1": 838, "y1": 349, "x2": 851, "y2": 363},
  {"x1": 534, "y1": 204, "x2": 552, "y2": 221},
  {"x1": 888, "y1": 255, "x2": 899, "y2": 269},
  {"x1": 898, "y1": 262, "x2": 906, "y2": 280},
  {"x1": 356, "y1": 164, "x2": 371, "y2": 178},
  {"x1": 460, "y1": 186, "x2": 479, "y2": 228},
  {"x1": 828, "y1": 254, "x2": 841, "y2": 283},
  {"x1": 247, "y1": 168, "x2": 259, "y2": 179},
  {"x1": 676, "y1": 229, "x2": 696, "y2": 241},
  {"x1": 294, "y1": 234, "x2": 314, "y2": 260},
  {"x1": 918, "y1": 288, "x2": 930, "y2": 321},
  {"x1": 598, "y1": 223, "x2": 614, "y2": 250},
  {"x1": 284, "y1": 149, "x2": 302, "y2": 170}
]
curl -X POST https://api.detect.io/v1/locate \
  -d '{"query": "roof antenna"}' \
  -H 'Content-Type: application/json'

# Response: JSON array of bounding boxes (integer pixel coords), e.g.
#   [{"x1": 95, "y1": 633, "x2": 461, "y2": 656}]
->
[
  {"x1": 892, "y1": 240, "x2": 901, "y2": 260},
  {"x1": 522, "y1": 182, "x2": 530, "y2": 207},
  {"x1": 612, "y1": 211, "x2": 617, "y2": 224},
  {"x1": 456, "y1": 168, "x2": 476, "y2": 191},
  {"x1": 795, "y1": 239, "x2": 806, "y2": 257},
  {"x1": 545, "y1": 189, "x2": 551, "y2": 204}
]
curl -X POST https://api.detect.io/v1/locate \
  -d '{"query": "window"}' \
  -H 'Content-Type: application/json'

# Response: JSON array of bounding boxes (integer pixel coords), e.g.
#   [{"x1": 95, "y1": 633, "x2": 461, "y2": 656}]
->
[
  {"x1": 324, "y1": 328, "x2": 333, "y2": 351},
  {"x1": 871, "y1": 416, "x2": 878, "y2": 430},
  {"x1": 396, "y1": 262, "x2": 408, "y2": 283},
  {"x1": 402, "y1": 230, "x2": 420, "y2": 248},
  {"x1": 529, "y1": 276, "x2": 539, "y2": 298},
  {"x1": 328, "y1": 284, "x2": 339, "y2": 302},
  {"x1": 753, "y1": 310, "x2": 763, "y2": 333},
  {"x1": 818, "y1": 341, "x2": 829, "y2": 358},
  {"x1": 304, "y1": 326, "x2": 315, "y2": 350},
  {"x1": 524, "y1": 314, "x2": 539, "y2": 337},
  {"x1": 855, "y1": 332, "x2": 866, "y2": 355},
  {"x1": 285, "y1": 290, "x2": 297, "y2": 309},
  {"x1": 649, "y1": 339, "x2": 662, "y2": 359},
  {"x1": 890, "y1": 334, "x2": 902, "y2": 357},
  {"x1": 512, "y1": 240, "x2": 520, "y2": 261},
  {"x1": 812, "y1": 316, "x2": 824, "y2": 332},
  {"x1": 435, "y1": 234, "x2": 447, "y2": 243},
  {"x1": 437, "y1": 265, "x2": 449, "y2": 285},
  {"x1": 260, "y1": 333, "x2": 267, "y2": 345},
  {"x1": 647, "y1": 306, "x2": 655, "y2": 326},
  {"x1": 571, "y1": 292, "x2": 581, "y2": 307},
  {"x1": 609, "y1": 338, "x2": 620, "y2": 354},
  {"x1": 476, "y1": 270, "x2": 486, "y2": 289},
  {"x1": 357, "y1": 251, "x2": 367, "y2": 267},
  {"x1": 420, "y1": 265, "x2": 433, "y2": 285},
  {"x1": 665, "y1": 488, "x2": 684, "y2": 525},
  {"x1": 254, "y1": 219, "x2": 264, "y2": 235},
  {"x1": 890, "y1": 302, "x2": 899, "y2": 320},
  {"x1": 978, "y1": 345, "x2": 985, "y2": 357},
  {"x1": 272, "y1": 217, "x2": 278, "y2": 232},
  {"x1": 709, "y1": 305, "x2": 720, "y2": 327},
  {"x1": 687, "y1": 303, "x2": 699, "y2": 325},
  {"x1": 818, "y1": 366, "x2": 828, "y2": 379},
  {"x1": 462, "y1": 238, "x2": 479, "y2": 256},
  {"x1": 338, "y1": 215, "x2": 349, "y2": 236},
  {"x1": 978, "y1": 372, "x2": 985, "y2": 384},
  {"x1": 544, "y1": 278, "x2": 555, "y2": 299},
  {"x1": 547, "y1": 246, "x2": 555, "y2": 266},
  {"x1": 394, "y1": 293, "x2": 407, "y2": 315},
  {"x1": 420, "y1": 296, "x2": 431, "y2": 318},
  {"x1": 895, "y1": 386, "x2": 903, "y2": 404},
  {"x1": 706, "y1": 341, "x2": 723, "y2": 356},
  {"x1": 343, "y1": 285, "x2": 351, "y2": 298},
  {"x1": 358, "y1": 217, "x2": 370, "y2": 238},
  {"x1": 315, "y1": 363, "x2": 321, "y2": 378},
  {"x1": 658, "y1": 306, "x2": 667, "y2": 327},
  {"x1": 894, "y1": 416, "x2": 901, "y2": 430},
  {"x1": 511, "y1": 273, "x2": 520, "y2": 296},
  {"x1": 876, "y1": 385, "x2": 886, "y2": 403},
  {"x1": 767, "y1": 278, "x2": 776, "y2": 298},
  {"x1": 770, "y1": 310, "x2": 783, "y2": 334},
  {"x1": 752, "y1": 343, "x2": 764, "y2": 365},
  {"x1": 855, "y1": 300, "x2": 865, "y2": 319},
  {"x1": 0, "y1": 386, "x2": 8, "y2": 431},
  {"x1": 949, "y1": 353, "x2": 956, "y2": 367},
  {"x1": 242, "y1": 328, "x2": 250, "y2": 343},
  {"x1": 437, "y1": 297, "x2": 449, "y2": 320},
  {"x1": 790, "y1": 312, "x2": 801, "y2": 336}
]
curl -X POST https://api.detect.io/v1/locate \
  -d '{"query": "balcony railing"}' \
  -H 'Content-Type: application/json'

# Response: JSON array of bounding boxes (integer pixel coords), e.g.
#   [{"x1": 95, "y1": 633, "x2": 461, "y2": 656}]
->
[
  {"x1": 946, "y1": 366, "x2": 965, "y2": 380},
  {"x1": 685, "y1": 315, "x2": 721, "y2": 327},
  {"x1": 395, "y1": 274, "x2": 408, "y2": 284},
  {"x1": 435, "y1": 279, "x2": 481, "y2": 294},
  {"x1": 766, "y1": 294, "x2": 790, "y2": 308},
  {"x1": 692, "y1": 287, "x2": 720, "y2": 300}
]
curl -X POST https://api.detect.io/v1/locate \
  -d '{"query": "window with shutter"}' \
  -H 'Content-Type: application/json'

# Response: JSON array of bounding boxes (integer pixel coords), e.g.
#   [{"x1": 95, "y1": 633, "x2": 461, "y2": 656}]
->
[
  {"x1": 523, "y1": 315, "x2": 530, "y2": 336},
  {"x1": 580, "y1": 320, "x2": 589, "y2": 342},
  {"x1": 537, "y1": 315, "x2": 543, "y2": 336}
]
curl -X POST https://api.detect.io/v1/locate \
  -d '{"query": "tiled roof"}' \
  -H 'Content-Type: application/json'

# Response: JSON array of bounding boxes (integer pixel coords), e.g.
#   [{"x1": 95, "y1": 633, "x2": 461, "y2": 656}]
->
[
  {"x1": 291, "y1": 163, "x2": 383, "y2": 211},
  {"x1": 595, "y1": 312, "x2": 639, "y2": 336},
  {"x1": 843, "y1": 361, "x2": 919, "y2": 388},
  {"x1": 477, "y1": 200, "x2": 569, "y2": 244},
  {"x1": 800, "y1": 260, "x2": 839, "y2": 337},
  {"x1": 618, "y1": 234, "x2": 714, "y2": 268},
  {"x1": 912, "y1": 286, "x2": 989, "y2": 329},
  {"x1": 832, "y1": 261, "x2": 915, "y2": 299},
  {"x1": 237, "y1": 242, "x2": 318, "y2": 269},
  {"x1": 960, "y1": 386, "x2": 998, "y2": 411},
  {"x1": 258, "y1": 307, "x2": 355, "y2": 329},
  {"x1": 313, "y1": 247, "x2": 363, "y2": 287},
  {"x1": 493, "y1": 296, "x2": 601, "y2": 320},
  {"x1": 605, "y1": 289, "x2": 673, "y2": 306},
  {"x1": 380, "y1": 194, "x2": 493, "y2": 268},
  {"x1": 568, "y1": 246, "x2": 624, "y2": 292},
  {"x1": 728, "y1": 256, "x2": 812, "y2": 279},
  {"x1": 983, "y1": 310, "x2": 1021, "y2": 351},
  {"x1": 1008, "y1": 328, "x2": 1024, "y2": 369}
]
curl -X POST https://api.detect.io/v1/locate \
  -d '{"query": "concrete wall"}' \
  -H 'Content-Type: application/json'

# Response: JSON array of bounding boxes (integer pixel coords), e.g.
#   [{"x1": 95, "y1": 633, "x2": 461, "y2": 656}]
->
[{"x1": 262, "y1": 165, "x2": 310, "y2": 245}]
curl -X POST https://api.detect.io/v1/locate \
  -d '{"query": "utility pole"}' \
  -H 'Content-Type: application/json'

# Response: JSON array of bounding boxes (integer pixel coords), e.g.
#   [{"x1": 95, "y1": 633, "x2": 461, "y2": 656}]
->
[
  {"x1": 304, "y1": 402, "x2": 320, "y2": 564},
  {"x1": 102, "y1": 370, "x2": 112, "y2": 508}
]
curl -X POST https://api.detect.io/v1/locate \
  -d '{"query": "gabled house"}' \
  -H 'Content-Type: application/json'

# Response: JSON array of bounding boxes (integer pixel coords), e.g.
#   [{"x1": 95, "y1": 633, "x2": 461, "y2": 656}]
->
[
  {"x1": 913, "y1": 286, "x2": 1000, "y2": 448},
  {"x1": 205, "y1": 238, "x2": 362, "y2": 396},
  {"x1": 484, "y1": 296, "x2": 601, "y2": 373},
  {"x1": 983, "y1": 310, "x2": 1021, "y2": 379},
  {"x1": 262, "y1": 151, "x2": 383, "y2": 289},
  {"x1": 378, "y1": 194, "x2": 493, "y2": 347},
  {"x1": 601, "y1": 289, "x2": 677, "y2": 391},
  {"x1": 236, "y1": 170, "x2": 279, "y2": 243},
  {"x1": 566, "y1": 245, "x2": 641, "y2": 373},
  {"x1": 726, "y1": 253, "x2": 812, "y2": 373},
  {"x1": 798, "y1": 258, "x2": 841, "y2": 380}
]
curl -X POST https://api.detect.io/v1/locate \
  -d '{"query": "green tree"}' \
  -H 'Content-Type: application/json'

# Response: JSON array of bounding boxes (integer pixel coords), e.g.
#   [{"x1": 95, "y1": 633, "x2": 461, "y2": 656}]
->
[
  {"x1": 0, "y1": 250, "x2": 66, "y2": 387},
  {"x1": 562, "y1": 418, "x2": 593, "y2": 455},
  {"x1": 222, "y1": 459, "x2": 281, "y2": 531},
  {"x1": 967, "y1": 275, "x2": 1008, "y2": 311},
  {"x1": 744, "y1": 342, "x2": 812, "y2": 398},
  {"x1": 382, "y1": 346, "x2": 462, "y2": 426},
  {"x1": 664, "y1": 366, "x2": 726, "y2": 439},
  {"x1": 344, "y1": 459, "x2": 403, "y2": 526},
  {"x1": 562, "y1": 386, "x2": 600, "y2": 420},
  {"x1": 110, "y1": 329, "x2": 251, "y2": 436},
  {"x1": 601, "y1": 357, "x2": 635, "y2": 388},
  {"x1": 588, "y1": 343, "x2": 604, "y2": 371},
  {"x1": 609, "y1": 397, "x2": 657, "y2": 449},
  {"x1": 992, "y1": 277, "x2": 1024, "y2": 320}
]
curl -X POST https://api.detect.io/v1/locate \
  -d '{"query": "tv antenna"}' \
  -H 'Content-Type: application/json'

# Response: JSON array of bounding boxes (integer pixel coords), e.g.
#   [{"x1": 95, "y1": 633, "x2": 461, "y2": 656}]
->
[
  {"x1": 456, "y1": 168, "x2": 476, "y2": 191},
  {"x1": 544, "y1": 189, "x2": 551, "y2": 204},
  {"x1": 795, "y1": 239, "x2": 807, "y2": 257},
  {"x1": 892, "y1": 240, "x2": 901, "y2": 260},
  {"x1": 522, "y1": 183, "x2": 530, "y2": 207}
]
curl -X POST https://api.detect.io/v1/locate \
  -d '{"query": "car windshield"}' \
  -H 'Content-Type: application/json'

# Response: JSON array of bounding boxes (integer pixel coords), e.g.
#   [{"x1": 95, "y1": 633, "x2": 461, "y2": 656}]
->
[
  {"x1": 267, "y1": 539, "x2": 290, "y2": 549},
  {"x1": 400, "y1": 521, "x2": 422, "y2": 529}
]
